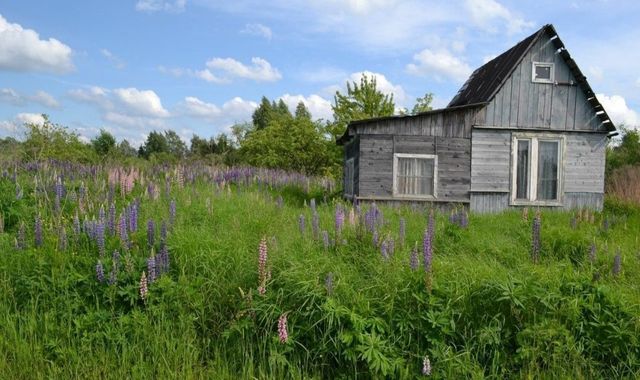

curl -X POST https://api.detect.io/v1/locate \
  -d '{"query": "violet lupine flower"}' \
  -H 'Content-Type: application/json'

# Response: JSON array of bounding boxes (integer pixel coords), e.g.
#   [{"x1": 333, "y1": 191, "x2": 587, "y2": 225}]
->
[
  {"x1": 423, "y1": 211, "x2": 434, "y2": 273},
  {"x1": 410, "y1": 244, "x2": 419, "y2": 271},
  {"x1": 399, "y1": 218, "x2": 406, "y2": 246},
  {"x1": 380, "y1": 240, "x2": 389, "y2": 260},
  {"x1": 34, "y1": 214, "x2": 43, "y2": 248},
  {"x1": 322, "y1": 230, "x2": 330, "y2": 250},
  {"x1": 335, "y1": 205, "x2": 345, "y2": 236},
  {"x1": 99, "y1": 205, "x2": 106, "y2": 223},
  {"x1": 139, "y1": 271, "x2": 148, "y2": 301},
  {"x1": 298, "y1": 215, "x2": 305, "y2": 235},
  {"x1": 17, "y1": 222, "x2": 26, "y2": 249},
  {"x1": 147, "y1": 219, "x2": 155, "y2": 248},
  {"x1": 278, "y1": 313, "x2": 289, "y2": 344},
  {"x1": 169, "y1": 199, "x2": 177, "y2": 226},
  {"x1": 147, "y1": 255, "x2": 157, "y2": 283},
  {"x1": 311, "y1": 212, "x2": 320, "y2": 240},
  {"x1": 422, "y1": 355, "x2": 432, "y2": 376},
  {"x1": 372, "y1": 229, "x2": 379, "y2": 247},
  {"x1": 96, "y1": 221, "x2": 105, "y2": 257},
  {"x1": 108, "y1": 250, "x2": 120, "y2": 285},
  {"x1": 325, "y1": 272, "x2": 334, "y2": 295},
  {"x1": 160, "y1": 220, "x2": 168, "y2": 243},
  {"x1": 258, "y1": 237, "x2": 268, "y2": 295},
  {"x1": 108, "y1": 203, "x2": 116, "y2": 235},
  {"x1": 96, "y1": 260, "x2": 105, "y2": 283},
  {"x1": 589, "y1": 242, "x2": 597, "y2": 263},
  {"x1": 613, "y1": 249, "x2": 622, "y2": 276},
  {"x1": 460, "y1": 211, "x2": 468, "y2": 228},
  {"x1": 118, "y1": 213, "x2": 129, "y2": 250},
  {"x1": 531, "y1": 211, "x2": 541, "y2": 263}
]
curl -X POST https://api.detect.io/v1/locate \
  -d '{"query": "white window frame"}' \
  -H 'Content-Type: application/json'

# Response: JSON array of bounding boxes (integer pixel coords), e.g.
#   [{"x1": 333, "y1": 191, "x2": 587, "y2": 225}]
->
[
  {"x1": 532, "y1": 62, "x2": 555, "y2": 84},
  {"x1": 510, "y1": 133, "x2": 565, "y2": 206},
  {"x1": 344, "y1": 158, "x2": 355, "y2": 197},
  {"x1": 392, "y1": 153, "x2": 438, "y2": 199}
]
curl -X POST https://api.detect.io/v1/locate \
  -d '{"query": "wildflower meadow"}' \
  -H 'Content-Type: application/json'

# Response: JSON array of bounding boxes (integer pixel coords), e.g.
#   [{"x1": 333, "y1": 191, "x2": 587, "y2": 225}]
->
[{"x1": 0, "y1": 161, "x2": 639, "y2": 378}]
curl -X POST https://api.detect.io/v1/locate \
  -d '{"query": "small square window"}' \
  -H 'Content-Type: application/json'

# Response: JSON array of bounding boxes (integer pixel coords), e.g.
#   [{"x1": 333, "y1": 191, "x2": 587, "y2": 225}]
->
[{"x1": 532, "y1": 62, "x2": 554, "y2": 83}]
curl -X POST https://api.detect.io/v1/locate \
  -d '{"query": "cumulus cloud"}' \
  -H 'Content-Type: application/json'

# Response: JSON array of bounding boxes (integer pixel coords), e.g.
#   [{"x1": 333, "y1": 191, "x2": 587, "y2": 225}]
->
[
  {"x1": 0, "y1": 13, "x2": 74, "y2": 74},
  {"x1": 112, "y1": 88, "x2": 170, "y2": 118},
  {"x1": 0, "y1": 88, "x2": 60, "y2": 108},
  {"x1": 100, "y1": 49, "x2": 126, "y2": 69},
  {"x1": 135, "y1": 0, "x2": 186, "y2": 12},
  {"x1": 279, "y1": 94, "x2": 333, "y2": 121},
  {"x1": 597, "y1": 94, "x2": 639, "y2": 128},
  {"x1": 180, "y1": 96, "x2": 257, "y2": 128},
  {"x1": 241, "y1": 23, "x2": 273, "y2": 40},
  {"x1": 406, "y1": 48, "x2": 472, "y2": 82},
  {"x1": 205, "y1": 57, "x2": 282, "y2": 82},
  {"x1": 465, "y1": 0, "x2": 533, "y2": 35},
  {"x1": 0, "y1": 112, "x2": 46, "y2": 136}
]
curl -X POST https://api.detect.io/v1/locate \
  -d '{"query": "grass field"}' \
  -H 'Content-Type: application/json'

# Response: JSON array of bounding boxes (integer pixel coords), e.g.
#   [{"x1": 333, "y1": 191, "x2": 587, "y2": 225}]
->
[{"x1": 0, "y1": 163, "x2": 639, "y2": 379}]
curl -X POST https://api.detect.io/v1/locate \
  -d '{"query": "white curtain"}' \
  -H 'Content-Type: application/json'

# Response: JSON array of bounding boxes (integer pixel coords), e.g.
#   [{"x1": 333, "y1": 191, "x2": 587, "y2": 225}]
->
[{"x1": 397, "y1": 157, "x2": 433, "y2": 196}]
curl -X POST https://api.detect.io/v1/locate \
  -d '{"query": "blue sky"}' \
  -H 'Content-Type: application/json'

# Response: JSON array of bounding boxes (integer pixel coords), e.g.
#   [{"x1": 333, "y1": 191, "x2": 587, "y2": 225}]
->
[{"x1": 1, "y1": 0, "x2": 639, "y2": 146}]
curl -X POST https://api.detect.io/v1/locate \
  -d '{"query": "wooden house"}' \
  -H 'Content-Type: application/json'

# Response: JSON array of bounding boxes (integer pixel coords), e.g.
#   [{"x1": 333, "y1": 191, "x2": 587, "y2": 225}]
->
[{"x1": 337, "y1": 24, "x2": 617, "y2": 212}]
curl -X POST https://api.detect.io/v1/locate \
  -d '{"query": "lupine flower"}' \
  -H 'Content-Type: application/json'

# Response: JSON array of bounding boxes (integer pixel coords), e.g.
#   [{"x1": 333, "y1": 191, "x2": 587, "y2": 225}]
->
[
  {"x1": 73, "y1": 212, "x2": 80, "y2": 238},
  {"x1": 109, "y1": 250, "x2": 120, "y2": 285},
  {"x1": 96, "y1": 260, "x2": 105, "y2": 283},
  {"x1": 335, "y1": 205, "x2": 344, "y2": 236},
  {"x1": 522, "y1": 207, "x2": 529, "y2": 222},
  {"x1": 325, "y1": 272, "x2": 334, "y2": 295},
  {"x1": 399, "y1": 218, "x2": 406, "y2": 246},
  {"x1": 422, "y1": 355, "x2": 432, "y2": 376},
  {"x1": 108, "y1": 203, "x2": 116, "y2": 235},
  {"x1": 124, "y1": 253, "x2": 135, "y2": 275},
  {"x1": 589, "y1": 241, "x2": 597, "y2": 263},
  {"x1": 531, "y1": 211, "x2": 541, "y2": 263},
  {"x1": 388, "y1": 237, "x2": 395, "y2": 256},
  {"x1": 460, "y1": 211, "x2": 468, "y2": 228},
  {"x1": 380, "y1": 239, "x2": 389, "y2": 260},
  {"x1": 17, "y1": 222, "x2": 26, "y2": 249},
  {"x1": 99, "y1": 205, "x2": 106, "y2": 223},
  {"x1": 158, "y1": 244, "x2": 170, "y2": 274},
  {"x1": 96, "y1": 221, "x2": 105, "y2": 257},
  {"x1": 372, "y1": 229, "x2": 379, "y2": 247},
  {"x1": 348, "y1": 208, "x2": 356, "y2": 227},
  {"x1": 258, "y1": 237, "x2": 268, "y2": 295},
  {"x1": 118, "y1": 213, "x2": 129, "y2": 250},
  {"x1": 298, "y1": 215, "x2": 305, "y2": 235},
  {"x1": 410, "y1": 243, "x2": 419, "y2": 271},
  {"x1": 322, "y1": 230, "x2": 330, "y2": 250},
  {"x1": 160, "y1": 220, "x2": 168, "y2": 243},
  {"x1": 311, "y1": 212, "x2": 320, "y2": 240},
  {"x1": 278, "y1": 313, "x2": 289, "y2": 343},
  {"x1": 423, "y1": 211, "x2": 434, "y2": 272},
  {"x1": 147, "y1": 254, "x2": 157, "y2": 283},
  {"x1": 613, "y1": 249, "x2": 622, "y2": 276},
  {"x1": 147, "y1": 219, "x2": 155, "y2": 247},
  {"x1": 169, "y1": 199, "x2": 176, "y2": 225},
  {"x1": 58, "y1": 226, "x2": 67, "y2": 251},
  {"x1": 34, "y1": 214, "x2": 43, "y2": 248},
  {"x1": 139, "y1": 271, "x2": 148, "y2": 301},
  {"x1": 310, "y1": 198, "x2": 316, "y2": 212}
]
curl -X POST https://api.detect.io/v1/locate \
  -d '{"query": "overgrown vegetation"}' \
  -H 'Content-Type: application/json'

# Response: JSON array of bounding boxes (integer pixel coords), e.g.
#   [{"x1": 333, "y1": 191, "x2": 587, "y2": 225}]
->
[{"x1": 606, "y1": 128, "x2": 640, "y2": 204}]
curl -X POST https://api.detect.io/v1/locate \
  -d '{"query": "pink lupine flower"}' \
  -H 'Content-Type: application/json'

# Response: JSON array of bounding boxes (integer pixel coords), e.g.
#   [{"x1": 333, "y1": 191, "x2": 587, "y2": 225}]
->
[
  {"x1": 139, "y1": 271, "x2": 148, "y2": 301},
  {"x1": 422, "y1": 355, "x2": 431, "y2": 376},
  {"x1": 278, "y1": 313, "x2": 289, "y2": 343}
]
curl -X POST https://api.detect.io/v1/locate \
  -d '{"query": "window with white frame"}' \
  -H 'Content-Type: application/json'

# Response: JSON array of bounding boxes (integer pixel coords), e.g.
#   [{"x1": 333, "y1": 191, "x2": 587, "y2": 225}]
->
[
  {"x1": 393, "y1": 153, "x2": 437, "y2": 198},
  {"x1": 532, "y1": 62, "x2": 554, "y2": 83},
  {"x1": 512, "y1": 135, "x2": 564, "y2": 204},
  {"x1": 344, "y1": 158, "x2": 354, "y2": 196}
]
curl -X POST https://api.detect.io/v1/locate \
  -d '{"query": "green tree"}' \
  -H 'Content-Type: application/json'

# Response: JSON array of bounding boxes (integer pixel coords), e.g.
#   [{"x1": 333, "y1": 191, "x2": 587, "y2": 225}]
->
[
  {"x1": 164, "y1": 130, "x2": 187, "y2": 158},
  {"x1": 411, "y1": 92, "x2": 434, "y2": 114},
  {"x1": 606, "y1": 126, "x2": 640, "y2": 175},
  {"x1": 294, "y1": 101, "x2": 312, "y2": 121},
  {"x1": 91, "y1": 129, "x2": 116, "y2": 156},
  {"x1": 22, "y1": 115, "x2": 96, "y2": 163},
  {"x1": 330, "y1": 73, "x2": 395, "y2": 141},
  {"x1": 139, "y1": 130, "x2": 169, "y2": 159},
  {"x1": 252, "y1": 97, "x2": 273, "y2": 130},
  {"x1": 116, "y1": 139, "x2": 137, "y2": 157}
]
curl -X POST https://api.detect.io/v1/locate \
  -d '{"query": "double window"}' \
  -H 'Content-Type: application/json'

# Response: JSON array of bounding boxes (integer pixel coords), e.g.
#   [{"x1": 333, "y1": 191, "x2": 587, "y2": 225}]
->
[
  {"x1": 393, "y1": 153, "x2": 437, "y2": 198},
  {"x1": 512, "y1": 135, "x2": 563, "y2": 204}
]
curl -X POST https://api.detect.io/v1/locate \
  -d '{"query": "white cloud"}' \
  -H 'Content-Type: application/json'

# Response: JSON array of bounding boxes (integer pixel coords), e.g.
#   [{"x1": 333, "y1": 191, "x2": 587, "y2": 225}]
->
[
  {"x1": 205, "y1": 57, "x2": 282, "y2": 82},
  {"x1": 180, "y1": 96, "x2": 257, "y2": 128},
  {"x1": 112, "y1": 88, "x2": 170, "y2": 118},
  {"x1": 103, "y1": 112, "x2": 168, "y2": 130},
  {"x1": 100, "y1": 49, "x2": 125, "y2": 69},
  {"x1": 0, "y1": 14, "x2": 74, "y2": 74},
  {"x1": 194, "y1": 69, "x2": 229, "y2": 84},
  {"x1": 279, "y1": 94, "x2": 333, "y2": 120},
  {"x1": 465, "y1": 0, "x2": 533, "y2": 35},
  {"x1": 0, "y1": 88, "x2": 60, "y2": 108},
  {"x1": 406, "y1": 48, "x2": 472, "y2": 82},
  {"x1": 135, "y1": 0, "x2": 186, "y2": 12},
  {"x1": 597, "y1": 94, "x2": 639, "y2": 128},
  {"x1": 0, "y1": 112, "x2": 46, "y2": 136},
  {"x1": 241, "y1": 23, "x2": 273, "y2": 40}
]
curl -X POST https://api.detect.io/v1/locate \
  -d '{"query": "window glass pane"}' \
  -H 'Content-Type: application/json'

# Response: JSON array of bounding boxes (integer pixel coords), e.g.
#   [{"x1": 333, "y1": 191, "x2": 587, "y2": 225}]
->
[
  {"x1": 537, "y1": 141, "x2": 559, "y2": 200},
  {"x1": 516, "y1": 140, "x2": 530, "y2": 200},
  {"x1": 396, "y1": 157, "x2": 434, "y2": 196},
  {"x1": 535, "y1": 65, "x2": 551, "y2": 80}
]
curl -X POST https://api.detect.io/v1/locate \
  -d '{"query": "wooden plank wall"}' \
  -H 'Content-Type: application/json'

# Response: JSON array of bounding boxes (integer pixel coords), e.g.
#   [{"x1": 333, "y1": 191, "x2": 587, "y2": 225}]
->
[
  {"x1": 471, "y1": 129, "x2": 511, "y2": 192},
  {"x1": 343, "y1": 136, "x2": 360, "y2": 197},
  {"x1": 359, "y1": 135, "x2": 393, "y2": 197},
  {"x1": 564, "y1": 133, "x2": 606, "y2": 193},
  {"x1": 482, "y1": 30, "x2": 603, "y2": 132},
  {"x1": 563, "y1": 193, "x2": 604, "y2": 211},
  {"x1": 470, "y1": 193, "x2": 510, "y2": 213}
]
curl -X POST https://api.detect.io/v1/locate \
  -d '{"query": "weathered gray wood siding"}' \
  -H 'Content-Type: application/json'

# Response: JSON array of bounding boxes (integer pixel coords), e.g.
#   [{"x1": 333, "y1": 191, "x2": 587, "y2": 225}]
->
[
  {"x1": 482, "y1": 30, "x2": 604, "y2": 132},
  {"x1": 343, "y1": 136, "x2": 360, "y2": 197},
  {"x1": 470, "y1": 129, "x2": 606, "y2": 213},
  {"x1": 359, "y1": 135, "x2": 393, "y2": 197}
]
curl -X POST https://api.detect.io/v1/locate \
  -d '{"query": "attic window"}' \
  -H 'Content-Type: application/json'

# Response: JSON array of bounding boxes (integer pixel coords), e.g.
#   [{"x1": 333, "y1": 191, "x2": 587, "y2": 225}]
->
[{"x1": 532, "y1": 62, "x2": 554, "y2": 83}]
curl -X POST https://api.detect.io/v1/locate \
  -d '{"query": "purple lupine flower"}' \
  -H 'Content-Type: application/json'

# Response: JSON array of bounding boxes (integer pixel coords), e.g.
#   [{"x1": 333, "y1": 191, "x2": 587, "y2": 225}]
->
[
  {"x1": 325, "y1": 272, "x2": 334, "y2": 295},
  {"x1": 34, "y1": 214, "x2": 43, "y2": 248},
  {"x1": 96, "y1": 260, "x2": 105, "y2": 283},
  {"x1": 335, "y1": 204, "x2": 344, "y2": 236},
  {"x1": 147, "y1": 219, "x2": 155, "y2": 247},
  {"x1": 388, "y1": 237, "x2": 395, "y2": 256},
  {"x1": 99, "y1": 205, "x2": 106, "y2": 223},
  {"x1": 380, "y1": 239, "x2": 389, "y2": 260},
  {"x1": 589, "y1": 241, "x2": 597, "y2": 263},
  {"x1": 108, "y1": 203, "x2": 116, "y2": 235},
  {"x1": 422, "y1": 355, "x2": 432, "y2": 376},
  {"x1": 130, "y1": 203, "x2": 138, "y2": 232},
  {"x1": 17, "y1": 222, "x2": 26, "y2": 249},
  {"x1": 139, "y1": 271, "x2": 148, "y2": 301},
  {"x1": 278, "y1": 313, "x2": 289, "y2": 343},
  {"x1": 298, "y1": 215, "x2": 305, "y2": 235},
  {"x1": 118, "y1": 213, "x2": 129, "y2": 250},
  {"x1": 460, "y1": 211, "x2": 468, "y2": 228},
  {"x1": 423, "y1": 211, "x2": 434, "y2": 272},
  {"x1": 310, "y1": 198, "x2": 316, "y2": 213},
  {"x1": 613, "y1": 249, "x2": 622, "y2": 276},
  {"x1": 322, "y1": 230, "x2": 330, "y2": 250},
  {"x1": 372, "y1": 229, "x2": 379, "y2": 247},
  {"x1": 531, "y1": 211, "x2": 541, "y2": 263},
  {"x1": 96, "y1": 221, "x2": 105, "y2": 257},
  {"x1": 157, "y1": 244, "x2": 170, "y2": 274},
  {"x1": 399, "y1": 218, "x2": 406, "y2": 246},
  {"x1": 169, "y1": 199, "x2": 176, "y2": 225},
  {"x1": 410, "y1": 243, "x2": 419, "y2": 271},
  {"x1": 108, "y1": 250, "x2": 120, "y2": 285},
  {"x1": 258, "y1": 237, "x2": 268, "y2": 295},
  {"x1": 311, "y1": 212, "x2": 320, "y2": 240},
  {"x1": 147, "y1": 255, "x2": 156, "y2": 283}
]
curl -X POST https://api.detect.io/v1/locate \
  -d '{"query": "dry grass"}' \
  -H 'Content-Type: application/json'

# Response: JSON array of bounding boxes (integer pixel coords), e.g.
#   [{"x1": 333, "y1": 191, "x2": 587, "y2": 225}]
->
[{"x1": 607, "y1": 165, "x2": 640, "y2": 204}]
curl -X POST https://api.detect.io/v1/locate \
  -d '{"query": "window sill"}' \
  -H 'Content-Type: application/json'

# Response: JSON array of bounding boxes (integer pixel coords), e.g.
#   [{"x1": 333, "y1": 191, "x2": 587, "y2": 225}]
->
[{"x1": 510, "y1": 199, "x2": 563, "y2": 207}]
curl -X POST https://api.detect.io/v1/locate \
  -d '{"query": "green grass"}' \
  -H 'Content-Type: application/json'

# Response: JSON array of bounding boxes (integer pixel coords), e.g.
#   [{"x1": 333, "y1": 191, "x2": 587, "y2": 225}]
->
[{"x1": 0, "y1": 170, "x2": 640, "y2": 379}]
